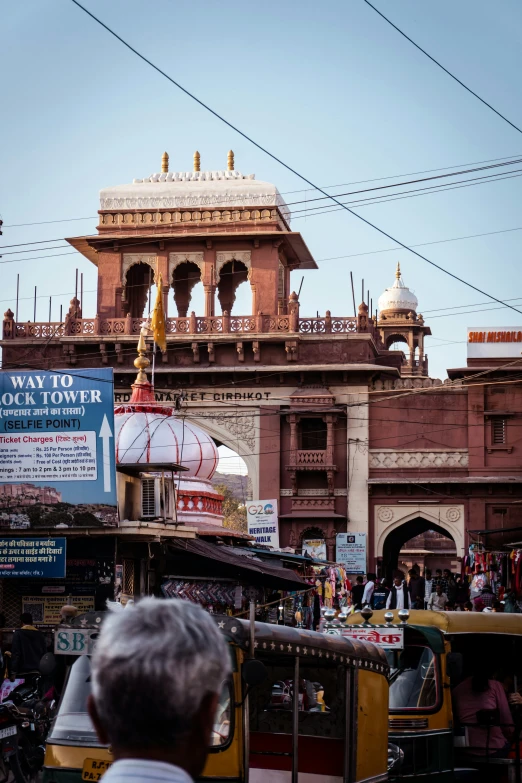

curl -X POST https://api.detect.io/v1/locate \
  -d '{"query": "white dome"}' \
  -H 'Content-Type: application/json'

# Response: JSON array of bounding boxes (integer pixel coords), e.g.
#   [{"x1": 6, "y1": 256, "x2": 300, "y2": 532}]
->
[
  {"x1": 378, "y1": 263, "x2": 418, "y2": 314},
  {"x1": 115, "y1": 410, "x2": 218, "y2": 480}
]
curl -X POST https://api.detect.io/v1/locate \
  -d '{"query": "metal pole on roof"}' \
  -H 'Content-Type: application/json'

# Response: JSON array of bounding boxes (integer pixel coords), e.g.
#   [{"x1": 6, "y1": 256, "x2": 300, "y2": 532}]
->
[
  {"x1": 15, "y1": 274, "x2": 19, "y2": 322},
  {"x1": 75, "y1": 268, "x2": 78, "y2": 302},
  {"x1": 350, "y1": 272, "x2": 356, "y2": 317},
  {"x1": 48, "y1": 297, "x2": 51, "y2": 323},
  {"x1": 33, "y1": 287, "x2": 37, "y2": 322}
]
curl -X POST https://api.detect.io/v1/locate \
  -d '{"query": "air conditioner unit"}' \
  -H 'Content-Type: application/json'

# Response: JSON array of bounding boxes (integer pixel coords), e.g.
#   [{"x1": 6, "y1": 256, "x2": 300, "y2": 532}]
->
[{"x1": 141, "y1": 476, "x2": 175, "y2": 520}]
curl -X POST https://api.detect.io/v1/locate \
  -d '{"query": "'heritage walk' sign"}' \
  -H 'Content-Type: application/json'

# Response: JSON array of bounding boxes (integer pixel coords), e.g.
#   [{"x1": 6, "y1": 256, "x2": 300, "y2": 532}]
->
[
  {"x1": 0, "y1": 369, "x2": 117, "y2": 529},
  {"x1": 247, "y1": 499, "x2": 279, "y2": 548}
]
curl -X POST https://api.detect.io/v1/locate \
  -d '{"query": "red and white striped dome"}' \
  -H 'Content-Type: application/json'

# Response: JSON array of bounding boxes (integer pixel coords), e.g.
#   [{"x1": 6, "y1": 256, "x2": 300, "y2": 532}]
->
[{"x1": 115, "y1": 407, "x2": 218, "y2": 480}]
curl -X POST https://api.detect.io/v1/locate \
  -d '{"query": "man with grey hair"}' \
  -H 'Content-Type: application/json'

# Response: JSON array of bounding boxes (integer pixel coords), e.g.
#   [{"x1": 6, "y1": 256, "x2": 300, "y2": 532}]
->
[{"x1": 88, "y1": 598, "x2": 231, "y2": 783}]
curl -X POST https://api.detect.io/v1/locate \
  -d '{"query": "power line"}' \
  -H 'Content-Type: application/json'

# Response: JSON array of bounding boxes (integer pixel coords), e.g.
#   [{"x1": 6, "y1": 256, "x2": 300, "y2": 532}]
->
[
  {"x1": 67, "y1": 0, "x2": 522, "y2": 317},
  {"x1": 362, "y1": 0, "x2": 522, "y2": 137}
]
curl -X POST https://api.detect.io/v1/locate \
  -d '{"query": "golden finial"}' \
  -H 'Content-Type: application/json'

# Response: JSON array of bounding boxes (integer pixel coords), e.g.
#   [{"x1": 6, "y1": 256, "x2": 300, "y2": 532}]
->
[
  {"x1": 396, "y1": 261, "x2": 401, "y2": 280},
  {"x1": 161, "y1": 151, "x2": 169, "y2": 173},
  {"x1": 193, "y1": 151, "x2": 201, "y2": 172},
  {"x1": 134, "y1": 327, "x2": 151, "y2": 383},
  {"x1": 227, "y1": 150, "x2": 235, "y2": 171}
]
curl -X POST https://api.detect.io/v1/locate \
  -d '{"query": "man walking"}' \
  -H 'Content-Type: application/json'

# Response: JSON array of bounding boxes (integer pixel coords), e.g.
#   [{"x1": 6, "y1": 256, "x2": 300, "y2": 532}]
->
[
  {"x1": 362, "y1": 573, "x2": 376, "y2": 608},
  {"x1": 11, "y1": 613, "x2": 47, "y2": 680},
  {"x1": 351, "y1": 576, "x2": 365, "y2": 610},
  {"x1": 88, "y1": 598, "x2": 231, "y2": 783},
  {"x1": 408, "y1": 569, "x2": 425, "y2": 609},
  {"x1": 386, "y1": 572, "x2": 410, "y2": 610},
  {"x1": 424, "y1": 569, "x2": 433, "y2": 610}
]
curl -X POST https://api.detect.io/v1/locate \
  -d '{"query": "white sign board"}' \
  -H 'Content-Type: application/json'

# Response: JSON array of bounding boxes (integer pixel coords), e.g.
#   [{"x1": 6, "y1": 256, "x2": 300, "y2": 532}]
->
[
  {"x1": 54, "y1": 627, "x2": 99, "y2": 656},
  {"x1": 302, "y1": 539, "x2": 327, "y2": 560},
  {"x1": 341, "y1": 626, "x2": 404, "y2": 649},
  {"x1": 247, "y1": 499, "x2": 279, "y2": 548},
  {"x1": 467, "y1": 327, "x2": 522, "y2": 358},
  {"x1": 336, "y1": 533, "x2": 367, "y2": 574}
]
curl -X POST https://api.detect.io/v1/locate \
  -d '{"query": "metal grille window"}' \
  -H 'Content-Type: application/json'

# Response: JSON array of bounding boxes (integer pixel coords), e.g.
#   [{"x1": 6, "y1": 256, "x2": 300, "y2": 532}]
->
[
  {"x1": 141, "y1": 478, "x2": 156, "y2": 518},
  {"x1": 492, "y1": 418, "x2": 506, "y2": 444}
]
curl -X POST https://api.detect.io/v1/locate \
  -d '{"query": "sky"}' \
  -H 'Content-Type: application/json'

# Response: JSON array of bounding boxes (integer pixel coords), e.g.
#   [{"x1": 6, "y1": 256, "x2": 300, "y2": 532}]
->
[{"x1": 2, "y1": 0, "x2": 522, "y2": 393}]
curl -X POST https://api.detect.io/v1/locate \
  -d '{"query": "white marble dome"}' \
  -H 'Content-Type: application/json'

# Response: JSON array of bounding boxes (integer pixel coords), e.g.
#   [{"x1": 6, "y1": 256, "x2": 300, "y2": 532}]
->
[
  {"x1": 115, "y1": 410, "x2": 218, "y2": 480},
  {"x1": 378, "y1": 262, "x2": 418, "y2": 314}
]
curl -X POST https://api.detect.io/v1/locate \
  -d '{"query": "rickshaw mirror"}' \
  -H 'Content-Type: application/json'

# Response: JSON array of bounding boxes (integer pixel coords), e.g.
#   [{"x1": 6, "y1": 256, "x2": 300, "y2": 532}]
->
[
  {"x1": 446, "y1": 652, "x2": 463, "y2": 683},
  {"x1": 242, "y1": 659, "x2": 268, "y2": 687},
  {"x1": 39, "y1": 652, "x2": 57, "y2": 676}
]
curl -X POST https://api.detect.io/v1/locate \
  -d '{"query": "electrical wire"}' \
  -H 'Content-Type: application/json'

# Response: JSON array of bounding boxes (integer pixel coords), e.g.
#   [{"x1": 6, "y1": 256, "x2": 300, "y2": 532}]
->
[
  {"x1": 362, "y1": 0, "x2": 522, "y2": 137},
  {"x1": 67, "y1": 0, "x2": 522, "y2": 316}
]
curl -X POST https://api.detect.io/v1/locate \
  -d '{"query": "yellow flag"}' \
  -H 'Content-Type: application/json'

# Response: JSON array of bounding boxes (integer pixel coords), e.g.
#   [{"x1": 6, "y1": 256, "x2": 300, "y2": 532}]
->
[{"x1": 151, "y1": 273, "x2": 167, "y2": 352}]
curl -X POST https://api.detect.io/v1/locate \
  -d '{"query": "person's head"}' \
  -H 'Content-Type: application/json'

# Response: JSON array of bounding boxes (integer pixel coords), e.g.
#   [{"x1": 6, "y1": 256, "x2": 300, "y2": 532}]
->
[
  {"x1": 20, "y1": 613, "x2": 33, "y2": 626},
  {"x1": 88, "y1": 598, "x2": 230, "y2": 776},
  {"x1": 445, "y1": 602, "x2": 455, "y2": 611},
  {"x1": 492, "y1": 600, "x2": 503, "y2": 612},
  {"x1": 464, "y1": 601, "x2": 473, "y2": 611},
  {"x1": 366, "y1": 572, "x2": 376, "y2": 582},
  {"x1": 425, "y1": 569, "x2": 432, "y2": 579},
  {"x1": 476, "y1": 565, "x2": 483, "y2": 574},
  {"x1": 356, "y1": 576, "x2": 363, "y2": 584},
  {"x1": 408, "y1": 569, "x2": 418, "y2": 580},
  {"x1": 443, "y1": 569, "x2": 451, "y2": 579},
  {"x1": 436, "y1": 569, "x2": 442, "y2": 577},
  {"x1": 482, "y1": 586, "x2": 493, "y2": 594},
  {"x1": 393, "y1": 570, "x2": 404, "y2": 587},
  {"x1": 436, "y1": 584, "x2": 443, "y2": 595}
]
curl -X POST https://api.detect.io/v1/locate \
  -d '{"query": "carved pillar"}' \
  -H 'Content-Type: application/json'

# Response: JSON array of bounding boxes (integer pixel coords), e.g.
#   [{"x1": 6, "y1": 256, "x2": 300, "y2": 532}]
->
[
  {"x1": 2, "y1": 310, "x2": 14, "y2": 340},
  {"x1": 288, "y1": 292, "x2": 299, "y2": 332},
  {"x1": 203, "y1": 285, "x2": 215, "y2": 317}
]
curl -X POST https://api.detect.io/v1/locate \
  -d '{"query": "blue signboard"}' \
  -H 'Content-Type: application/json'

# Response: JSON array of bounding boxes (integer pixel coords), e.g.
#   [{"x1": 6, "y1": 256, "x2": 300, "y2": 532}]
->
[
  {"x1": 0, "y1": 369, "x2": 117, "y2": 530},
  {"x1": 0, "y1": 537, "x2": 66, "y2": 578}
]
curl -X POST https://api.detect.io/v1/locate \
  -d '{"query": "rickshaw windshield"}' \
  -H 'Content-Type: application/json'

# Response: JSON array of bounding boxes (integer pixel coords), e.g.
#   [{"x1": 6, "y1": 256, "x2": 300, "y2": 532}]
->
[
  {"x1": 386, "y1": 645, "x2": 439, "y2": 712},
  {"x1": 48, "y1": 655, "x2": 102, "y2": 747}
]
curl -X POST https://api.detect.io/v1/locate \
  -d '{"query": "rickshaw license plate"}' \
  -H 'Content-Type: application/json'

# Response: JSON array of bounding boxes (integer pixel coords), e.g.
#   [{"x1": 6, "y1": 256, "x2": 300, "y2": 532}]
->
[{"x1": 82, "y1": 759, "x2": 112, "y2": 780}]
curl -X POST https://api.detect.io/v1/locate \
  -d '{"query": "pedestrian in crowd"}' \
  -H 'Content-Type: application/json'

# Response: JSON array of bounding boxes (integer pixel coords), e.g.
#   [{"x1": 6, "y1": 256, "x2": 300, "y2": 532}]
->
[
  {"x1": 386, "y1": 571, "x2": 410, "y2": 610},
  {"x1": 464, "y1": 601, "x2": 473, "y2": 612},
  {"x1": 351, "y1": 576, "x2": 365, "y2": 610},
  {"x1": 470, "y1": 566, "x2": 487, "y2": 600},
  {"x1": 362, "y1": 573, "x2": 376, "y2": 607},
  {"x1": 434, "y1": 569, "x2": 448, "y2": 595},
  {"x1": 88, "y1": 598, "x2": 231, "y2": 783},
  {"x1": 444, "y1": 569, "x2": 457, "y2": 604},
  {"x1": 504, "y1": 590, "x2": 521, "y2": 613},
  {"x1": 424, "y1": 569, "x2": 434, "y2": 609},
  {"x1": 492, "y1": 599, "x2": 504, "y2": 613},
  {"x1": 428, "y1": 583, "x2": 448, "y2": 612},
  {"x1": 10, "y1": 613, "x2": 47, "y2": 681},
  {"x1": 372, "y1": 579, "x2": 390, "y2": 610},
  {"x1": 408, "y1": 569, "x2": 425, "y2": 609},
  {"x1": 455, "y1": 577, "x2": 470, "y2": 609},
  {"x1": 473, "y1": 585, "x2": 495, "y2": 612}
]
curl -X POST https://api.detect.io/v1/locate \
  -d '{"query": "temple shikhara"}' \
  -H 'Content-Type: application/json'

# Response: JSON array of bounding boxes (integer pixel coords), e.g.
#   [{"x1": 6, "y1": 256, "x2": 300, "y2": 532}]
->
[{"x1": 2, "y1": 151, "x2": 522, "y2": 579}]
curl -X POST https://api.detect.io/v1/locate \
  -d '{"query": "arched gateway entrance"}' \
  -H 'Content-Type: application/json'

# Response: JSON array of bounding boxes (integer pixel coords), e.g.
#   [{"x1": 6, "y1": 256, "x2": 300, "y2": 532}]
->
[{"x1": 375, "y1": 504, "x2": 465, "y2": 579}]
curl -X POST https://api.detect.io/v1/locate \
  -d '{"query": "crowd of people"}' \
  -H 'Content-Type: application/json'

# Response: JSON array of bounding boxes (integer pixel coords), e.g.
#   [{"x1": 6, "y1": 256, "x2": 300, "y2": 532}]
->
[{"x1": 350, "y1": 566, "x2": 521, "y2": 613}]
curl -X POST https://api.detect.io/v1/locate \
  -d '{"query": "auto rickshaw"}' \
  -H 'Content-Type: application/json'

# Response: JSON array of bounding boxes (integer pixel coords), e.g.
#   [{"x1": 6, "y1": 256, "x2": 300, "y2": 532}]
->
[
  {"x1": 346, "y1": 608, "x2": 522, "y2": 783},
  {"x1": 43, "y1": 610, "x2": 392, "y2": 783}
]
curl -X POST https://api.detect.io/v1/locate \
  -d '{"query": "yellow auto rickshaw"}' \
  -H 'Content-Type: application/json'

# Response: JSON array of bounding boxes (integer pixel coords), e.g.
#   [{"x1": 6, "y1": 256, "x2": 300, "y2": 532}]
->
[
  {"x1": 43, "y1": 611, "x2": 393, "y2": 783},
  {"x1": 346, "y1": 609, "x2": 522, "y2": 783}
]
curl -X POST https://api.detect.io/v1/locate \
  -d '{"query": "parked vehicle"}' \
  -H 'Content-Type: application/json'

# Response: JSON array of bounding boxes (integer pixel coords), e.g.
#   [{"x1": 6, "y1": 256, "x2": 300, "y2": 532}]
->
[{"x1": 44, "y1": 610, "x2": 393, "y2": 783}]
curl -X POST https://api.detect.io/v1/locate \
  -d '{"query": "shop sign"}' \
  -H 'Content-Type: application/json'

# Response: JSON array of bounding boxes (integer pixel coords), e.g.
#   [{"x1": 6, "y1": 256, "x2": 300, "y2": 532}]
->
[
  {"x1": 23, "y1": 594, "x2": 94, "y2": 624},
  {"x1": 336, "y1": 533, "x2": 367, "y2": 574},
  {"x1": 0, "y1": 368, "x2": 117, "y2": 529},
  {"x1": 0, "y1": 537, "x2": 66, "y2": 578},
  {"x1": 467, "y1": 327, "x2": 522, "y2": 358},
  {"x1": 247, "y1": 499, "x2": 279, "y2": 548},
  {"x1": 114, "y1": 389, "x2": 273, "y2": 404},
  {"x1": 54, "y1": 627, "x2": 99, "y2": 656},
  {"x1": 341, "y1": 626, "x2": 404, "y2": 649},
  {"x1": 302, "y1": 539, "x2": 327, "y2": 560}
]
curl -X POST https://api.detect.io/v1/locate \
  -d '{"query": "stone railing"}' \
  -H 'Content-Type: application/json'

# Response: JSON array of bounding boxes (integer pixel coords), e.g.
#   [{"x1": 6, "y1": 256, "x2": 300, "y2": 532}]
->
[
  {"x1": 296, "y1": 449, "x2": 327, "y2": 466},
  {"x1": 3, "y1": 311, "x2": 378, "y2": 339},
  {"x1": 369, "y1": 449, "x2": 469, "y2": 469}
]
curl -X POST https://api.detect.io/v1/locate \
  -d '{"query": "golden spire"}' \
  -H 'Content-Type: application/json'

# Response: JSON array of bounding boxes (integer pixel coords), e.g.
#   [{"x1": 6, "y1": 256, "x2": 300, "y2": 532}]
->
[
  {"x1": 193, "y1": 150, "x2": 201, "y2": 172},
  {"x1": 396, "y1": 261, "x2": 401, "y2": 280},
  {"x1": 134, "y1": 328, "x2": 151, "y2": 383},
  {"x1": 161, "y1": 151, "x2": 169, "y2": 173},
  {"x1": 227, "y1": 150, "x2": 235, "y2": 171}
]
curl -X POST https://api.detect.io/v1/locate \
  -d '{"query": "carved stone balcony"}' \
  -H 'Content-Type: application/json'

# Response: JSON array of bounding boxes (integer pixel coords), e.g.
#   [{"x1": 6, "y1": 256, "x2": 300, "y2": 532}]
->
[
  {"x1": 291, "y1": 497, "x2": 335, "y2": 513},
  {"x1": 297, "y1": 449, "x2": 327, "y2": 466}
]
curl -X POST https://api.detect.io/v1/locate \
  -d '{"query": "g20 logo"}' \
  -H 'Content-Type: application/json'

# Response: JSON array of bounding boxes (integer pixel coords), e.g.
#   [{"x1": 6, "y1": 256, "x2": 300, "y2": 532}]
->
[{"x1": 248, "y1": 503, "x2": 275, "y2": 516}]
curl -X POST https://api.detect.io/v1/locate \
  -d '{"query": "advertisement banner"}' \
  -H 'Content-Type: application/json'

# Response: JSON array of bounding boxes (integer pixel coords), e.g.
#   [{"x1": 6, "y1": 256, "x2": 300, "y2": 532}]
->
[
  {"x1": 246, "y1": 500, "x2": 279, "y2": 548},
  {"x1": 467, "y1": 327, "x2": 522, "y2": 358},
  {"x1": 23, "y1": 594, "x2": 94, "y2": 624},
  {"x1": 0, "y1": 537, "x2": 66, "y2": 578},
  {"x1": 302, "y1": 539, "x2": 327, "y2": 561},
  {"x1": 336, "y1": 533, "x2": 367, "y2": 574},
  {"x1": 340, "y1": 626, "x2": 404, "y2": 650},
  {"x1": 0, "y1": 368, "x2": 117, "y2": 528}
]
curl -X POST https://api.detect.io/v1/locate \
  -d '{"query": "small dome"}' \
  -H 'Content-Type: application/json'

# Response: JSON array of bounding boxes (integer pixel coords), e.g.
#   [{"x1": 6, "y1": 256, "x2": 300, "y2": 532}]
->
[
  {"x1": 115, "y1": 410, "x2": 218, "y2": 480},
  {"x1": 378, "y1": 262, "x2": 418, "y2": 314}
]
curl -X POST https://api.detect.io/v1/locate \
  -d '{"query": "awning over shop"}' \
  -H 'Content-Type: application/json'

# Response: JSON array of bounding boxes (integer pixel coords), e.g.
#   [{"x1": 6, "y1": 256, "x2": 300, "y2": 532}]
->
[{"x1": 167, "y1": 538, "x2": 307, "y2": 589}]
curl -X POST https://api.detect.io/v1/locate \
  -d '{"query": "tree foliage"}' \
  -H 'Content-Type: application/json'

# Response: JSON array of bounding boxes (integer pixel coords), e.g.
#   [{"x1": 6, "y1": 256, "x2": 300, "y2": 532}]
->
[{"x1": 214, "y1": 484, "x2": 247, "y2": 532}]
